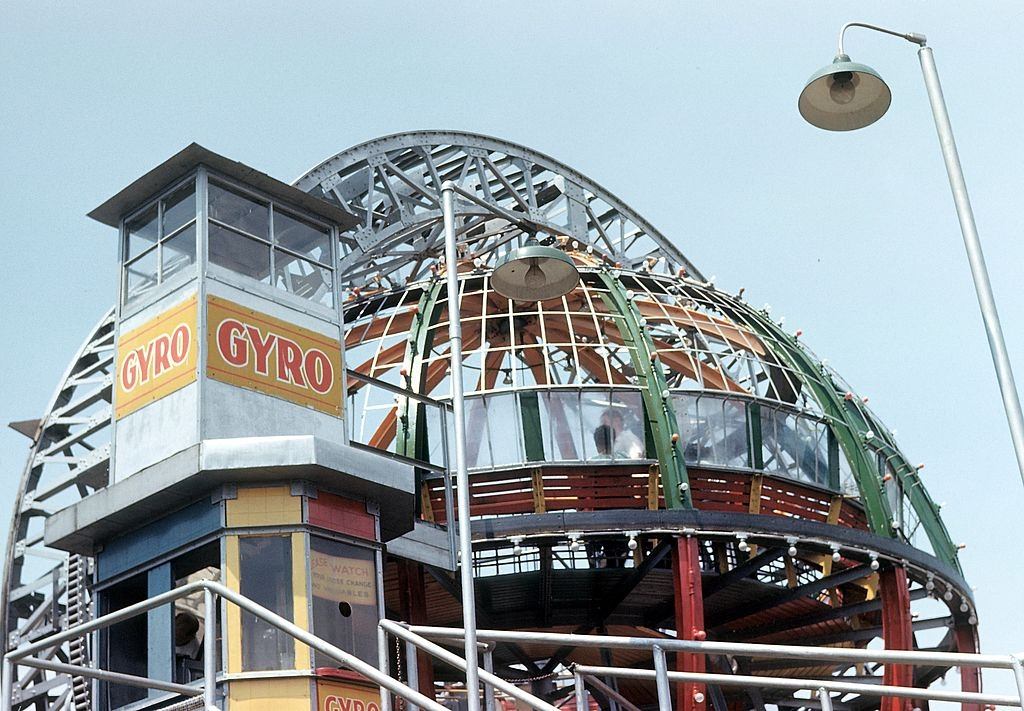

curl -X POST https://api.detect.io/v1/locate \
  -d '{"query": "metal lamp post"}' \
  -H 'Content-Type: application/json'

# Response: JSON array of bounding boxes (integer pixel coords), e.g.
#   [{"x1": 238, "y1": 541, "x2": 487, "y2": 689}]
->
[
  {"x1": 799, "y1": 22, "x2": 1024, "y2": 488},
  {"x1": 439, "y1": 180, "x2": 580, "y2": 710}
]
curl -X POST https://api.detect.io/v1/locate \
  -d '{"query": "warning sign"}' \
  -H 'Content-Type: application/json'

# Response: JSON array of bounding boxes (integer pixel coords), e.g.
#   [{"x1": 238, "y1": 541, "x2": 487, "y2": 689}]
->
[{"x1": 310, "y1": 551, "x2": 376, "y2": 607}]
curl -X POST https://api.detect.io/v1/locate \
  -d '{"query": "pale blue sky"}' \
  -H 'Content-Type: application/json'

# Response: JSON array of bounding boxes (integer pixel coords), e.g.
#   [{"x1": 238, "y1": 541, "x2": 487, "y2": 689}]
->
[{"x1": 2, "y1": 0, "x2": 1022, "y2": 697}]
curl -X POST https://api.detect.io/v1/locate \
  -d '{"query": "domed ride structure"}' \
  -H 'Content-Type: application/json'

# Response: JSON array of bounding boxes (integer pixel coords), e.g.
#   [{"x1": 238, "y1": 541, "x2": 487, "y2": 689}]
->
[{"x1": 4, "y1": 132, "x2": 979, "y2": 711}]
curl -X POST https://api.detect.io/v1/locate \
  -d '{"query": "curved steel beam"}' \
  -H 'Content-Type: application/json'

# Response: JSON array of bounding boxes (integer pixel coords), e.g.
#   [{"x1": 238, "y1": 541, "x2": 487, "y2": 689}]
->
[{"x1": 294, "y1": 131, "x2": 705, "y2": 290}]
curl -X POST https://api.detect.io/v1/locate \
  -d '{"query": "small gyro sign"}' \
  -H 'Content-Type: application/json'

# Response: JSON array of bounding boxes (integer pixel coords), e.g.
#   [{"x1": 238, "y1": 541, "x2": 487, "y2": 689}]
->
[
  {"x1": 115, "y1": 295, "x2": 198, "y2": 419},
  {"x1": 206, "y1": 296, "x2": 342, "y2": 416}
]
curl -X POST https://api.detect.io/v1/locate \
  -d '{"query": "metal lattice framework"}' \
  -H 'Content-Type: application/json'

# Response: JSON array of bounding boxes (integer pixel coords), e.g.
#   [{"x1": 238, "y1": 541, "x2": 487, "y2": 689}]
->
[
  {"x1": 295, "y1": 131, "x2": 704, "y2": 290},
  {"x1": 3, "y1": 132, "x2": 971, "y2": 711},
  {"x1": 3, "y1": 309, "x2": 115, "y2": 711}
]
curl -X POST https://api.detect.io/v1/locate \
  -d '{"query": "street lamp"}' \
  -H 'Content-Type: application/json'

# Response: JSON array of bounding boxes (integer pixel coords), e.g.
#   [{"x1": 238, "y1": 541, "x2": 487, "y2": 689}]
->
[
  {"x1": 439, "y1": 180, "x2": 579, "y2": 711},
  {"x1": 799, "y1": 22, "x2": 1024, "y2": 489}
]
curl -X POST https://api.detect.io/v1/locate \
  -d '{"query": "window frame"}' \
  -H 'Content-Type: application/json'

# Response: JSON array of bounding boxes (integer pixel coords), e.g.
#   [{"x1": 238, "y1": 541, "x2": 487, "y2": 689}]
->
[
  {"x1": 205, "y1": 173, "x2": 337, "y2": 312},
  {"x1": 120, "y1": 173, "x2": 200, "y2": 309}
]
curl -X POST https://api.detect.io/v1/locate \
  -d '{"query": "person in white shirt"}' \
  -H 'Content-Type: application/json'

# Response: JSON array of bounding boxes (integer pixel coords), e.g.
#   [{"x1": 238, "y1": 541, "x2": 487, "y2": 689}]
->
[{"x1": 600, "y1": 408, "x2": 644, "y2": 459}]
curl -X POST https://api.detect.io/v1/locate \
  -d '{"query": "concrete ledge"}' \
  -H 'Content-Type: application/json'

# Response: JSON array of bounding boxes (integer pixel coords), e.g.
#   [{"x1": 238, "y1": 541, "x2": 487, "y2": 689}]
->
[
  {"x1": 386, "y1": 520, "x2": 455, "y2": 571},
  {"x1": 45, "y1": 436, "x2": 416, "y2": 554}
]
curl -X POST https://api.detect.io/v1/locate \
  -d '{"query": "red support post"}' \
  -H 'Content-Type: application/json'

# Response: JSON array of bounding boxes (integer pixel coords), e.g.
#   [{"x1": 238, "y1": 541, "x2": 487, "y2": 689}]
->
[
  {"x1": 673, "y1": 536, "x2": 706, "y2": 711},
  {"x1": 955, "y1": 623, "x2": 982, "y2": 711},
  {"x1": 879, "y1": 566, "x2": 914, "y2": 711},
  {"x1": 397, "y1": 560, "x2": 436, "y2": 700}
]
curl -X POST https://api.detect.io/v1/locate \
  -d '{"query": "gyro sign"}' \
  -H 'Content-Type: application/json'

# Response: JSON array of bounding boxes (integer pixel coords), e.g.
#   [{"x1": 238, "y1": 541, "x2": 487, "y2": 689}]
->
[
  {"x1": 206, "y1": 296, "x2": 342, "y2": 416},
  {"x1": 115, "y1": 295, "x2": 198, "y2": 419}
]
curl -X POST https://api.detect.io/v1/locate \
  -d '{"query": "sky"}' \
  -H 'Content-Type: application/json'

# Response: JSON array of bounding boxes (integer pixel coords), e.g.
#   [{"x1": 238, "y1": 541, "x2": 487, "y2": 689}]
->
[{"x1": 1, "y1": 0, "x2": 1022, "y2": 699}]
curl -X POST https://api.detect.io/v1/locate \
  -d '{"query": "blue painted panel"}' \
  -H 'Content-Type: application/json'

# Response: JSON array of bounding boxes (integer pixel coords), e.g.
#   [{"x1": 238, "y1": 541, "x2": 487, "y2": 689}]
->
[
  {"x1": 147, "y1": 563, "x2": 173, "y2": 692},
  {"x1": 98, "y1": 499, "x2": 222, "y2": 582}
]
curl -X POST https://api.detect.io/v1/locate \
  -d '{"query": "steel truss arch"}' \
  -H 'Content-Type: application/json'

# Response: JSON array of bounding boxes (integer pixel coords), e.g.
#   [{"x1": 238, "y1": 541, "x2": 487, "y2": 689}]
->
[
  {"x1": 3, "y1": 308, "x2": 115, "y2": 711},
  {"x1": 294, "y1": 131, "x2": 705, "y2": 290}
]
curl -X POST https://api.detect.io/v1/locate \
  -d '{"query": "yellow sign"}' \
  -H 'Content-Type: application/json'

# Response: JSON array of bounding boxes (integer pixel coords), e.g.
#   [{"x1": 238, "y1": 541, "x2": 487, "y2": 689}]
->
[
  {"x1": 206, "y1": 296, "x2": 342, "y2": 416},
  {"x1": 115, "y1": 295, "x2": 198, "y2": 419},
  {"x1": 318, "y1": 680, "x2": 381, "y2": 711},
  {"x1": 310, "y1": 551, "x2": 376, "y2": 606}
]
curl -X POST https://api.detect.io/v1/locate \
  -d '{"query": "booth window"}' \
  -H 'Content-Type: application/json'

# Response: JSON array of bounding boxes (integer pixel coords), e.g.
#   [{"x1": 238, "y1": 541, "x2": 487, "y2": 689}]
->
[
  {"x1": 208, "y1": 180, "x2": 334, "y2": 307},
  {"x1": 238, "y1": 536, "x2": 294, "y2": 670},
  {"x1": 99, "y1": 573, "x2": 148, "y2": 709},
  {"x1": 309, "y1": 536, "x2": 378, "y2": 667},
  {"x1": 123, "y1": 179, "x2": 197, "y2": 304},
  {"x1": 171, "y1": 541, "x2": 221, "y2": 684}
]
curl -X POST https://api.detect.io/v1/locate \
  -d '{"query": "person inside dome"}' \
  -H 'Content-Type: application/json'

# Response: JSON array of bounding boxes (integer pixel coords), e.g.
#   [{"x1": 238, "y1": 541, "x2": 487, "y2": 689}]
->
[
  {"x1": 593, "y1": 424, "x2": 614, "y2": 459},
  {"x1": 600, "y1": 408, "x2": 644, "y2": 459}
]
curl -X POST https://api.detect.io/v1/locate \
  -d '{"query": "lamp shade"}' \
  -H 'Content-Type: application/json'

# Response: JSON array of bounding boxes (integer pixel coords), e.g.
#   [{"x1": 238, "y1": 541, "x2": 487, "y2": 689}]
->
[
  {"x1": 491, "y1": 242, "x2": 580, "y2": 301},
  {"x1": 799, "y1": 54, "x2": 891, "y2": 131}
]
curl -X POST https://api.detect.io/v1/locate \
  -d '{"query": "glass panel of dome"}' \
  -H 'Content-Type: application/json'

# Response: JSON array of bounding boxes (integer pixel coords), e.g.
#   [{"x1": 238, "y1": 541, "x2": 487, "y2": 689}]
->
[
  {"x1": 273, "y1": 209, "x2": 330, "y2": 265},
  {"x1": 273, "y1": 249, "x2": 333, "y2": 307},
  {"x1": 673, "y1": 393, "x2": 701, "y2": 466},
  {"x1": 483, "y1": 393, "x2": 522, "y2": 466},
  {"x1": 161, "y1": 223, "x2": 196, "y2": 282},
  {"x1": 126, "y1": 203, "x2": 158, "y2": 260},
  {"x1": 721, "y1": 399, "x2": 749, "y2": 467},
  {"x1": 600, "y1": 390, "x2": 646, "y2": 460},
  {"x1": 208, "y1": 223, "x2": 271, "y2": 283},
  {"x1": 124, "y1": 247, "x2": 158, "y2": 303},
  {"x1": 208, "y1": 181, "x2": 269, "y2": 239},
  {"x1": 464, "y1": 397, "x2": 491, "y2": 469},
  {"x1": 162, "y1": 182, "x2": 196, "y2": 237},
  {"x1": 542, "y1": 391, "x2": 584, "y2": 460}
]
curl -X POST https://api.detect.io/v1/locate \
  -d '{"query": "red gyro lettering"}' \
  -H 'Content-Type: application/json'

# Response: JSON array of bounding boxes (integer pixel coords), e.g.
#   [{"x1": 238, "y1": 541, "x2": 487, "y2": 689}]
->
[
  {"x1": 214, "y1": 317, "x2": 336, "y2": 395},
  {"x1": 118, "y1": 322, "x2": 192, "y2": 393},
  {"x1": 216, "y1": 319, "x2": 248, "y2": 367},
  {"x1": 153, "y1": 335, "x2": 171, "y2": 375},
  {"x1": 120, "y1": 351, "x2": 140, "y2": 392},
  {"x1": 304, "y1": 349, "x2": 333, "y2": 394},
  {"x1": 169, "y1": 324, "x2": 190, "y2": 363},
  {"x1": 246, "y1": 325, "x2": 276, "y2": 376},
  {"x1": 276, "y1": 337, "x2": 305, "y2": 387}
]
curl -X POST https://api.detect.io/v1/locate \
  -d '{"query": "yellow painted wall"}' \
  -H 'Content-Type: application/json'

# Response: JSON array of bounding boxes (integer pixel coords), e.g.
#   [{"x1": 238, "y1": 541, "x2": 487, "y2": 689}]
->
[
  {"x1": 226, "y1": 486, "x2": 302, "y2": 527},
  {"x1": 225, "y1": 536, "x2": 242, "y2": 674},
  {"x1": 228, "y1": 677, "x2": 311, "y2": 711},
  {"x1": 291, "y1": 532, "x2": 310, "y2": 669}
]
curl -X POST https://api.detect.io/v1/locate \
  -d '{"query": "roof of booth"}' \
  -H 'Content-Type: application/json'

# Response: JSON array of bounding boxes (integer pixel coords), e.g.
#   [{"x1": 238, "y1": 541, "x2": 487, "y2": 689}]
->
[{"x1": 88, "y1": 143, "x2": 359, "y2": 229}]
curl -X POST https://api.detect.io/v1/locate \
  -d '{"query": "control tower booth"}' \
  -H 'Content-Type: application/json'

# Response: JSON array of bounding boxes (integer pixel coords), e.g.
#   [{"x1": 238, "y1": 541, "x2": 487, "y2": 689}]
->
[{"x1": 42, "y1": 145, "x2": 422, "y2": 711}]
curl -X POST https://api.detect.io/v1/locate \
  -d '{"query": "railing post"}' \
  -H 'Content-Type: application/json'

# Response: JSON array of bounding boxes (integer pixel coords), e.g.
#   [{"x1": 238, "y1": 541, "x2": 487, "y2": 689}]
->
[
  {"x1": 816, "y1": 688, "x2": 833, "y2": 711},
  {"x1": 405, "y1": 639, "x2": 420, "y2": 711},
  {"x1": 2, "y1": 656, "x2": 13, "y2": 711},
  {"x1": 482, "y1": 645, "x2": 496, "y2": 711},
  {"x1": 574, "y1": 671, "x2": 587, "y2": 711},
  {"x1": 879, "y1": 565, "x2": 914, "y2": 711},
  {"x1": 673, "y1": 536, "x2": 706, "y2": 711},
  {"x1": 1010, "y1": 656, "x2": 1024, "y2": 709},
  {"x1": 378, "y1": 626, "x2": 393, "y2": 711},
  {"x1": 203, "y1": 587, "x2": 217, "y2": 711},
  {"x1": 652, "y1": 645, "x2": 672, "y2": 711}
]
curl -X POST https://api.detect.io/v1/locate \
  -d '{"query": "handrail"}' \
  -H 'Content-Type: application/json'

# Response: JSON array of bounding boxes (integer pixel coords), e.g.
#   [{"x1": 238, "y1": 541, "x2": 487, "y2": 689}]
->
[
  {"x1": 1, "y1": 581, "x2": 448, "y2": 711},
  {"x1": 574, "y1": 665, "x2": 1020, "y2": 708},
  {"x1": 346, "y1": 368, "x2": 451, "y2": 410},
  {"x1": 379, "y1": 620, "x2": 556, "y2": 711},
  {"x1": 407, "y1": 624, "x2": 1016, "y2": 668},
  {"x1": 404, "y1": 624, "x2": 1024, "y2": 710}
]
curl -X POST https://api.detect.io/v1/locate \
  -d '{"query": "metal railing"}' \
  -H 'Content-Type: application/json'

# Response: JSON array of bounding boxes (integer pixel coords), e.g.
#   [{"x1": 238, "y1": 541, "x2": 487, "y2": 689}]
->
[
  {"x1": 1, "y1": 581, "x2": 448, "y2": 711},
  {"x1": 6, "y1": 582, "x2": 1023, "y2": 711},
  {"x1": 346, "y1": 368, "x2": 458, "y2": 568},
  {"x1": 392, "y1": 624, "x2": 1024, "y2": 710}
]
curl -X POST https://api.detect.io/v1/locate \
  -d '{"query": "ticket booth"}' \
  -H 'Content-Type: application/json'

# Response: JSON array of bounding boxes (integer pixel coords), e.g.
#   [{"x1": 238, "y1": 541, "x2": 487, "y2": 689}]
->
[{"x1": 44, "y1": 145, "x2": 419, "y2": 711}]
